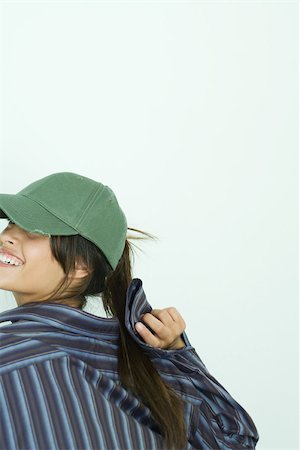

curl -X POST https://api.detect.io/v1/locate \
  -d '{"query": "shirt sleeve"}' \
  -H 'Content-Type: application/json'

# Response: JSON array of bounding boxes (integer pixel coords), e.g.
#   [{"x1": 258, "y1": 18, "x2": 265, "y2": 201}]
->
[
  {"x1": 127, "y1": 327, "x2": 260, "y2": 449},
  {"x1": 125, "y1": 278, "x2": 260, "y2": 449}
]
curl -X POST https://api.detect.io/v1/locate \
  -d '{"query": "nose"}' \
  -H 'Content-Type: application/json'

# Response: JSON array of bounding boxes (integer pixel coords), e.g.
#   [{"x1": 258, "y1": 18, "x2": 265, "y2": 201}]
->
[{"x1": 0, "y1": 223, "x2": 19, "y2": 244}]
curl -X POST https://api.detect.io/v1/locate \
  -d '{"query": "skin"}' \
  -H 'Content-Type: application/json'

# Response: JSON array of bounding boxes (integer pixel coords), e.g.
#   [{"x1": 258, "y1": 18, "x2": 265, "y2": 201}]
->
[
  {"x1": 0, "y1": 220, "x2": 186, "y2": 349},
  {"x1": 0, "y1": 221, "x2": 89, "y2": 308},
  {"x1": 135, "y1": 309, "x2": 186, "y2": 349}
]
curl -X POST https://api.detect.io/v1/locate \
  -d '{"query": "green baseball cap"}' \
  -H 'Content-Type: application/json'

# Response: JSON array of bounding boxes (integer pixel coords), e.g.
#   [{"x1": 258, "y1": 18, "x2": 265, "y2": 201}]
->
[{"x1": 0, "y1": 172, "x2": 128, "y2": 270}]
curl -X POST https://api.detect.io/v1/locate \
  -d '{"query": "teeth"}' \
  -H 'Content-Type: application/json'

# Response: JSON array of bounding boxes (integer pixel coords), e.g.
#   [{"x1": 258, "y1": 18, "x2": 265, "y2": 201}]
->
[{"x1": 0, "y1": 254, "x2": 22, "y2": 266}]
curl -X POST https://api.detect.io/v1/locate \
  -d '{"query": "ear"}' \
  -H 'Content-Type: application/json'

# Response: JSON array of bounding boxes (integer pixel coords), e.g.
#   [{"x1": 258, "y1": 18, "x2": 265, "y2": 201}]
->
[
  {"x1": 69, "y1": 261, "x2": 90, "y2": 279},
  {"x1": 74, "y1": 267, "x2": 90, "y2": 279}
]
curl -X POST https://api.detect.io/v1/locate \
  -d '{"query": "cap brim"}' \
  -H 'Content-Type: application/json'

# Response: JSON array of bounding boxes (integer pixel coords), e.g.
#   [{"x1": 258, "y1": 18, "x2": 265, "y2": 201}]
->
[{"x1": 0, "y1": 193, "x2": 78, "y2": 236}]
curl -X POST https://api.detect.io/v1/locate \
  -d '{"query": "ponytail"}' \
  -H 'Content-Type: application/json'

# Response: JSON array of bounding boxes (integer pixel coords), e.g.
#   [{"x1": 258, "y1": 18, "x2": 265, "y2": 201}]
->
[{"x1": 102, "y1": 229, "x2": 187, "y2": 450}]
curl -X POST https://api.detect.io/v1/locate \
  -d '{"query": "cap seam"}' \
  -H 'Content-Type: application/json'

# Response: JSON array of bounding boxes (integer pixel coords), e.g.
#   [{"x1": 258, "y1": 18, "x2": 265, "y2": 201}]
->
[{"x1": 75, "y1": 184, "x2": 105, "y2": 229}]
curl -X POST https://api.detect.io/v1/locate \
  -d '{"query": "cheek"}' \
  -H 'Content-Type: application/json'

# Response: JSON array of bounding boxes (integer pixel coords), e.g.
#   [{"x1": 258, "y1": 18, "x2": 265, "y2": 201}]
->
[
  {"x1": 23, "y1": 252, "x2": 66, "y2": 289},
  {"x1": 25, "y1": 245, "x2": 64, "y2": 277}
]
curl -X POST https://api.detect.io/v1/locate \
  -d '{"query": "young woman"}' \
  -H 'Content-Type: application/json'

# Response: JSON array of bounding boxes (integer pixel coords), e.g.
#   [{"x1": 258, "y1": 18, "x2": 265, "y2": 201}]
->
[{"x1": 0, "y1": 171, "x2": 259, "y2": 450}]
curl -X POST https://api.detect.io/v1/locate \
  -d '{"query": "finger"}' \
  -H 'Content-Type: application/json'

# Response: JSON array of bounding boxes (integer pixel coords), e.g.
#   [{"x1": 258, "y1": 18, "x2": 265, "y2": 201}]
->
[
  {"x1": 165, "y1": 307, "x2": 186, "y2": 329},
  {"x1": 141, "y1": 312, "x2": 170, "y2": 339},
  {"x1": 135, "y1": 322, "x2": 161, "y2": 348},
  {"x1": 151, "y1": 308, "x2": 186, "y2": 334},
  {"x1": 150, "y1": 309, "x2": 174, "y2": 326}
]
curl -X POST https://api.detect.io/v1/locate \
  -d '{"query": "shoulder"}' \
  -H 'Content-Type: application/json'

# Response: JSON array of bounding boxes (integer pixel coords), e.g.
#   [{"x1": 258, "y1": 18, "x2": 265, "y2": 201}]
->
[{"x1": 0, "y1": 331, "x2": 68, "y2": 375}]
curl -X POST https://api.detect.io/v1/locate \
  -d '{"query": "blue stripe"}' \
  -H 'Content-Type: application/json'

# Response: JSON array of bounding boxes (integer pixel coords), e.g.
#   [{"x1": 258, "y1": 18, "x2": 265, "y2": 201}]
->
[{"x1": 0, "y1": 277, "x2": 259, "y2": 449}]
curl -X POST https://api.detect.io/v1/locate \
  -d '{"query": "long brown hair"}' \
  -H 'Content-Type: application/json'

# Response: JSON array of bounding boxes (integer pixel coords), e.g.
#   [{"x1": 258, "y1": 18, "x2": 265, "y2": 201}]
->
[{"x1": 43, "y1": 227, "x2": 187, "y2": 449}]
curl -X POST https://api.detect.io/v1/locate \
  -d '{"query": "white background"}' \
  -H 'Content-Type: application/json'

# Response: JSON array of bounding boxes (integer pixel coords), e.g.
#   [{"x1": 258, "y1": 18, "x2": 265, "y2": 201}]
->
[{"x1": 0, "y1": 1, "x2": 298, "y2": 449}]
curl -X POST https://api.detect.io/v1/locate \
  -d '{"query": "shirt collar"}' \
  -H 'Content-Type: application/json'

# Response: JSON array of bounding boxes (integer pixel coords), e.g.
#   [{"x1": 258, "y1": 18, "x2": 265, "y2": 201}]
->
[{"x1": 0, "y1": 278, "x2": 152, "y2": 343}]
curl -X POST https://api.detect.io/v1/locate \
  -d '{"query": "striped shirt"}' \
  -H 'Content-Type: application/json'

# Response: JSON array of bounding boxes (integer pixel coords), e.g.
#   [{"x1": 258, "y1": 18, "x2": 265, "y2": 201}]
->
[{"x1": 0, "y1": 278, "x2": 259, "y2": 450}]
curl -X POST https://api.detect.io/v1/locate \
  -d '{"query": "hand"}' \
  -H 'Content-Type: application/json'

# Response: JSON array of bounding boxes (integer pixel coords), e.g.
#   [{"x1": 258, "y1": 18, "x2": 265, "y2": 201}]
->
[{"x1": 134, "y1": 307, "x2": 186, "y2": 349}]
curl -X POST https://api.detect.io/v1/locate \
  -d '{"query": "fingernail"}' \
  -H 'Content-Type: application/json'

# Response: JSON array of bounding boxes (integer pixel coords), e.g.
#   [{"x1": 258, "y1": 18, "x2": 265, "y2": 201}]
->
[{"x1": 135, "y1": 322, "x2": 143, "y2": 331}]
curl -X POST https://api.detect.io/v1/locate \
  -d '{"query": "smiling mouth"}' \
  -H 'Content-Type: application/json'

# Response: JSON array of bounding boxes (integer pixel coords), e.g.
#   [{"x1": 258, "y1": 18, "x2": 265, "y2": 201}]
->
[{"x1": 0, "y1": 261, "x2": 23, "y2": 268}]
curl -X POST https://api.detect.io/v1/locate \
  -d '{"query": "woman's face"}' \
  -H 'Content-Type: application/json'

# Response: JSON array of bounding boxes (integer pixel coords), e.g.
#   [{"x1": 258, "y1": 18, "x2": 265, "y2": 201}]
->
[{"x1": 0, "y1": 220, "x2": 85, "y2": 307}]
